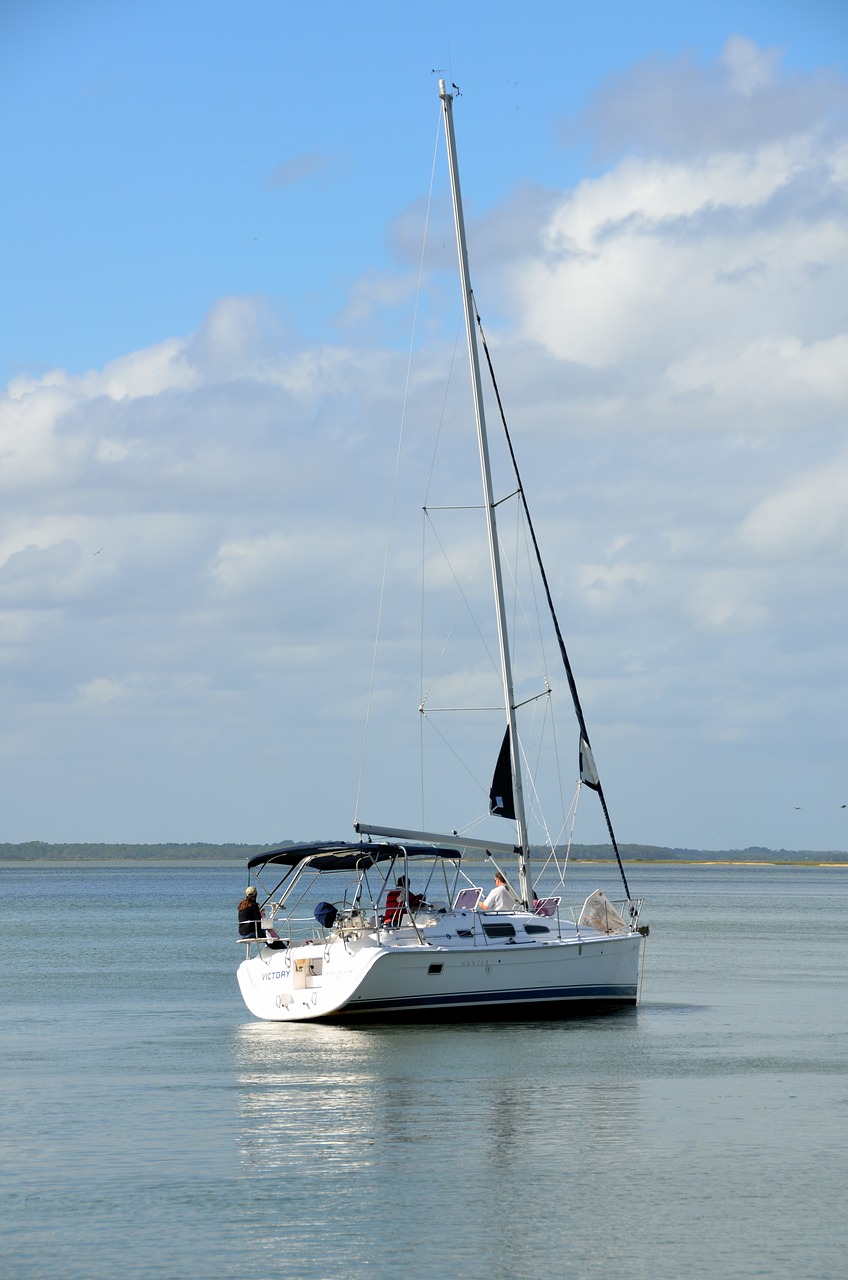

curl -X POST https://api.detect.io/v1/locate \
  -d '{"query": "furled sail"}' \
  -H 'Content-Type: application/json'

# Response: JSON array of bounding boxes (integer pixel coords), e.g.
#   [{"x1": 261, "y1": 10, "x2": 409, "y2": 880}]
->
[
  {"x1": 489, "y1": 728, "x2": 516, "y2": 820},
  {"x1": 579, "y1": 736, "x2": 601, "y2": 791}
]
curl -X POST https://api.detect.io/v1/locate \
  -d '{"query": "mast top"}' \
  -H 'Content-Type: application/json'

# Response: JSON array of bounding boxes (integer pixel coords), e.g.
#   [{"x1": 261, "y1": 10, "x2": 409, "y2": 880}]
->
[{"x1": 438, "y1": 73, "x2": 534, "y2": 905}]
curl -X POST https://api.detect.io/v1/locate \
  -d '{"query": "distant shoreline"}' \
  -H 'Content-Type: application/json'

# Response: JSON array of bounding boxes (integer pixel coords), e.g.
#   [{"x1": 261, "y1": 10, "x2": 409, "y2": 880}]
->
[
  {"x1": 2, "y1": 857, "x2": 846, "y2": 869},
  {"x1": 1, "y1": 839, "x2": 847, "y2": 868},
  {"x1": 3, "y1": 838, "x2": 846, "y2": 867}
]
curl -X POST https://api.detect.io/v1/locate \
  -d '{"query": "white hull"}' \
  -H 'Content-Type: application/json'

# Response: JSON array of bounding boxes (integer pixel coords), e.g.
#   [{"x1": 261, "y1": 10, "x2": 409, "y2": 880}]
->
[{"x1": 237, "y1": 914, "x2": 642, "y2": 1022}]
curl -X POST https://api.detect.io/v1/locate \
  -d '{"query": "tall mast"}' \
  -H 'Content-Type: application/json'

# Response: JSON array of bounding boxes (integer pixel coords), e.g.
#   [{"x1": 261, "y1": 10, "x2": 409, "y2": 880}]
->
[{"x1": 439, "y1": 81, "x2": 533, "y2": 907}]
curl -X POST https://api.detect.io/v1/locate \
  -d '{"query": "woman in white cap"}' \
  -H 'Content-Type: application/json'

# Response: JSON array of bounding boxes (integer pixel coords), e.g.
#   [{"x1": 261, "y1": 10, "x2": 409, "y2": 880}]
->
[{"x1": 237, "y1": 885, "x2": 265, "y2": 938}]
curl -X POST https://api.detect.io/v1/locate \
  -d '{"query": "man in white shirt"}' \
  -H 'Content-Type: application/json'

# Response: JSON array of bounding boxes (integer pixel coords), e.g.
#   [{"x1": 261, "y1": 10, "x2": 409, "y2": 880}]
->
[{"x1": 479, "y1": 871, "x2": 516, "y2": 912}]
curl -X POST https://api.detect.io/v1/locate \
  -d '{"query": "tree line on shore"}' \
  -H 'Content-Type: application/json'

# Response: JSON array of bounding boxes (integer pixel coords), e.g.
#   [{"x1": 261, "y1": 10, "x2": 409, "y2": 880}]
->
[{"x1": 0, "y1": 839, "x2": 845, "y2": 862}]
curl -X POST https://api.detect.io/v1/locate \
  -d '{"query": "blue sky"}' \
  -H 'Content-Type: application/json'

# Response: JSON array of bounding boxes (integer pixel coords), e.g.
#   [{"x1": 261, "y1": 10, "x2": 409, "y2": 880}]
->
[
  {"x1": 1, "y1": 0, "x2": 847, "y2": 851},
  {"x1": 6, "y1": 0, "x2": 845, "y2": 376}
]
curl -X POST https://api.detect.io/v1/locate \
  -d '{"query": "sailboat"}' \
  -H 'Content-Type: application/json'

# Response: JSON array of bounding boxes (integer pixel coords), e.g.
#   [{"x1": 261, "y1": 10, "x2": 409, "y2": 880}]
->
[{"x1": 236, "y1": 82, "x2": 645, "y2": 1022}]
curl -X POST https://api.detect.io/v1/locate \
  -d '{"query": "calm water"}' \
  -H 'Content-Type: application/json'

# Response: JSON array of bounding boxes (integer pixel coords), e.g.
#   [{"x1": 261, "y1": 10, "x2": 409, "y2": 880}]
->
[{"x1": 1, "y1": 861, "x2": 846, "y2": 1280}]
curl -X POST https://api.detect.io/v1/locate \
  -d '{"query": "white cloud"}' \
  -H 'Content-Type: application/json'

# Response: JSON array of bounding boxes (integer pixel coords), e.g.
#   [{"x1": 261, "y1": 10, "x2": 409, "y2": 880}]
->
[
  {"x1": 187, "y1": 295, "x2": 277, "y2": 380},
  {"x1": 267, "y1": 151, "x2": 338, "y2": 188},
  {"x1": 78, "y1": 675, "x2": 131, "y2": 705},
  {"x1": 2, "y1": 40, "x2": 847, "y2": 850},
  {"x1": 740, "y1": 457, "x2": 848, "y2": 558},
  {"x1": 7, "y1": 337, "x2": 196, "y2": 404},
  {"x1": 722, "y1": 34, "x2": 782, "y2": 98},
  {"x1": 335, "y1": 268, "x2": 418, "y2": 331},
  {"x1": 686, "y1": 570, "x2": 771, "y2": 632},
  {"x1": 0, "y1": 381, "x2": 78, "y2": 488},
  {"x1": 509, "y1": 135, "x2": 848, "y2": 388},
  {"x1": 568, "y1": 35, "x2": 848, "y2": 157},
  {"x1": 663, "y1": 333, "x2": 848, "y2": 424}
]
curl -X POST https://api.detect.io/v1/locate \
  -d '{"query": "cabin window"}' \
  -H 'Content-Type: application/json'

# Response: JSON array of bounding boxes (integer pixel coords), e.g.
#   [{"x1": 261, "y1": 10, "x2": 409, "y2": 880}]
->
[
  {"x1": 428, "y1": 963, "x2": 443, "y2": 974},
  {"x1": 481, "y1": 920, "x2": 516, "y2": 940}
]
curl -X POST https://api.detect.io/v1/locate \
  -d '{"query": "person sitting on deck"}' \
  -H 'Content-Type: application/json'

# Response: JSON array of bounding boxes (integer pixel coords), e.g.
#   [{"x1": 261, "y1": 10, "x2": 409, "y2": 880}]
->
[
  {"x1": 478, "y1": 872, "x2": 517, "y2": 913},
  {"x1": 238, "y1": 885, "x2": 266, "y2": 938},
  {"x1": 382, "y1": 875, "x2": 422, "y2": 926}
]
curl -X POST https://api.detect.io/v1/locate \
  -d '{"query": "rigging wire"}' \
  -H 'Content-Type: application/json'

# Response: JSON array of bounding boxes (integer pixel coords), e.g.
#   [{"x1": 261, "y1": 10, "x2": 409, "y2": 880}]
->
[
  {"x1": 515, "y1": 510, "x2": 571, "y2": 834},
  {"x1": 473, "y1": 299, "x2": 634, "y2": 906},
  {"x1": 354, "y1": 103, "x2": 443, "y2": 827},
  {"x1": 419, "y1": 511, "x2": 498, "y2": 702},
  {"x1": 419, "y1": 320, "x2": 464, "y2": 825},
  {"x1": 534, "y1": 781, "x2": 582, "y2": 888},
  {"x1": 491, "y1": 496, "x2": 572, "y2": 852},
  {"x1": 355, "y1": 102, "x2": 632, "y2": 912}
]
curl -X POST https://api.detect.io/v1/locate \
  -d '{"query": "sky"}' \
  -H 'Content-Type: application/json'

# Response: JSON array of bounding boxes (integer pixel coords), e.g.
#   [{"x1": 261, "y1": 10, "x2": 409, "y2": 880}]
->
[{"x1": 1, "y1": 0, "x2": 847, "y2": 851}]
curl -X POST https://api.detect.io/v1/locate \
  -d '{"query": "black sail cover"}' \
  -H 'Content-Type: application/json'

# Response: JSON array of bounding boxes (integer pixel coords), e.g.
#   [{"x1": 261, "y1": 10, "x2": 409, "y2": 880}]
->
[{"x1": 489, "y1": 727, "x2": 516, "y2": 820}]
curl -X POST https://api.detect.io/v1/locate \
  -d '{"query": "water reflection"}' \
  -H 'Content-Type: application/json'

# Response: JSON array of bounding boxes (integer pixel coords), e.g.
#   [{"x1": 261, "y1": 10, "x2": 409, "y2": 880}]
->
[
  {"x1": 223, "y1": 868, "x2": 848, "y2": 1278},
  {"x1": 229, "y1": 1018, "x2": 650, "y2": 1277}
]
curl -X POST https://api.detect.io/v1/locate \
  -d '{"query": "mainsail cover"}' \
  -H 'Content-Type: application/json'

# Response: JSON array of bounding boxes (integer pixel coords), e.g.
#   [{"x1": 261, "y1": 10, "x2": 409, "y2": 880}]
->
[{"x1": 489, "y1": 727, "x2": 516, "y2": 820}]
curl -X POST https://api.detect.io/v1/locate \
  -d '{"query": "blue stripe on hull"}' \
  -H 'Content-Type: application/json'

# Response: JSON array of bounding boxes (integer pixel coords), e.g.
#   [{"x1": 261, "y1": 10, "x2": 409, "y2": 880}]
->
[{"x1": 332, "y1": 983, "x2": 637, "y2": 1020}]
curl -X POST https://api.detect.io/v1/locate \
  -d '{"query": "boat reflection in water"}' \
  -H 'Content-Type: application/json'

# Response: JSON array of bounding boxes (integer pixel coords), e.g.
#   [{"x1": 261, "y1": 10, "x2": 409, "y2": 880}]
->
[
  {"x1": 230, "y1": 1018, "x2": 646, "y2": 1272},
  {"x1": 231, "y1": 1022, "x2": 646, "y2": 1149}
]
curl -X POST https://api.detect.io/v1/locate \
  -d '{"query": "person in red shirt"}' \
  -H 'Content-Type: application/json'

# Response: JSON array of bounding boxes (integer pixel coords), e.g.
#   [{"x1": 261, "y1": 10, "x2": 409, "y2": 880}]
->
[{"x1": 382, "y1": 875, "x2": 422, "y2": 926}]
